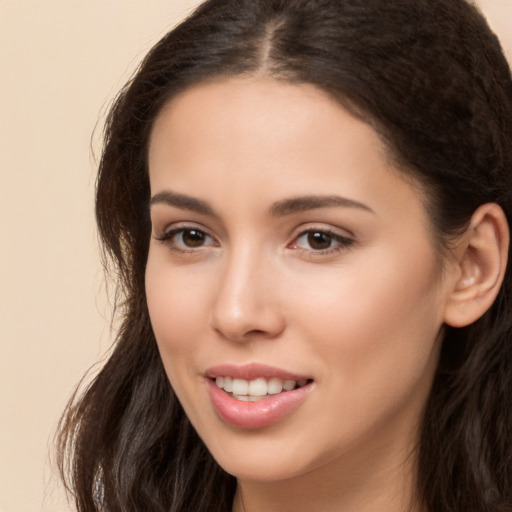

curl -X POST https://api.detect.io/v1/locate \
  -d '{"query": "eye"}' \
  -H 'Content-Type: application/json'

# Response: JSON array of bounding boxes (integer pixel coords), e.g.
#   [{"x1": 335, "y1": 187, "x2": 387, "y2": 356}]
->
[
  {"x1": 291, "y1": 228, "x2": 354, "y2": 254},
  {"x1": 176, "y1": 228, "x2": 210, "y2": 248},
  {"x1": 155, "y1": 226, "x2": 217, "y2": 252}
]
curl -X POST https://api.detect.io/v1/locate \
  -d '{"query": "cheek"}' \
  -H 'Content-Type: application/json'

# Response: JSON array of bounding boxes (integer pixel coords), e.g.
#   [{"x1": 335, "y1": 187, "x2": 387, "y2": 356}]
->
[
  {"x1": 145, "y1": 256, "x2": 210, "y2": 358},
  {"x1": 145, "y1": 258, "x2": 213, "y2": 413},
  {"x1": 288, "y1": 245, "x2": 444, "y2": 414}
]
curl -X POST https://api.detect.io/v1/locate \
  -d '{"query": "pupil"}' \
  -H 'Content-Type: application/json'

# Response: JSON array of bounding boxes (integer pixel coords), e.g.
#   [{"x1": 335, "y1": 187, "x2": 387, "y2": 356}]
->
[
  {"x1": 183, "y1": 229, "x2": 205, "y2": 247},
  {"x1": 307, "y1": 231, "x2": 332, "y2": 250}
]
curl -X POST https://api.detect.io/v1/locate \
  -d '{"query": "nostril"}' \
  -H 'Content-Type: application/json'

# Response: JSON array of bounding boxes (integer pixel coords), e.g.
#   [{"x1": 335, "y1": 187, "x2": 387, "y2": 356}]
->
[
  {"x1": 246, "y1": 329, "x2": 267, "y2": 336},
  {"x1": 211, "y1": 321, "x2": 283, "y2": 342}
]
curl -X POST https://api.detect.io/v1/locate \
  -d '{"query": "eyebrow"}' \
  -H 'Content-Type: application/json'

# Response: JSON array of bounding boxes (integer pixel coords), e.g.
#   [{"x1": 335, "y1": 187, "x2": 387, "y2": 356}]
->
[
  {"x1": 269, "y1": 195, "x2": 375, "y2": 216},
  {"x1": 150, "y1": 190, "x2": 216, "y2": 216},
  {"x1": 150, "y1": 190, "x2": 374, "y2": 217}
]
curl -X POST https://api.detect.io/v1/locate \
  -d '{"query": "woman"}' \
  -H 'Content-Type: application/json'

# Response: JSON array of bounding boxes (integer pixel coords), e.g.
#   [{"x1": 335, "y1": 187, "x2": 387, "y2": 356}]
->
[{"x1": 57, "y1": 0, "x2": 512, "y2": 510}]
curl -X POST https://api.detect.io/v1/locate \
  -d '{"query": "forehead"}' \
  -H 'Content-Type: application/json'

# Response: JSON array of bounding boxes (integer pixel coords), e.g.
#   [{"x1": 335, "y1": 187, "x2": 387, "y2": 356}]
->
[
  {"x1": 149, "y1": 77, "x2": 360, "y2": 158},
  {"x1": 148, "y1": 77, "x2": 429, "y2": 228},
  {"x1": 150, "y1": 78, "x2": 385, "y2": 182}
]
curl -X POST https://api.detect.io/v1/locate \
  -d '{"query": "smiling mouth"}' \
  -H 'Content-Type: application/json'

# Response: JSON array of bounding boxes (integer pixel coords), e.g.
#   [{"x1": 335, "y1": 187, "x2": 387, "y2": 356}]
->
[{"x1": 213, "y1": 376, "x2": 313, "y2": 401}]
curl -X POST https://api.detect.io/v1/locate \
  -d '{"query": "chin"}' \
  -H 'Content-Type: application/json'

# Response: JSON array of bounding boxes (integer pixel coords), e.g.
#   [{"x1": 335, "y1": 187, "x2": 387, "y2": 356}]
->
[{"x1": 201, "y1": 427, "x2": 332, "y2": 483}]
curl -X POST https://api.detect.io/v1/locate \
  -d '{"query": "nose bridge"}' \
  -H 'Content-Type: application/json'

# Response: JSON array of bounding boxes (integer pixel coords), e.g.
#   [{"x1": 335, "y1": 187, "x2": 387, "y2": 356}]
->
[{"x1": 210, "y1": 241, "x2": 283, "y2": 341}]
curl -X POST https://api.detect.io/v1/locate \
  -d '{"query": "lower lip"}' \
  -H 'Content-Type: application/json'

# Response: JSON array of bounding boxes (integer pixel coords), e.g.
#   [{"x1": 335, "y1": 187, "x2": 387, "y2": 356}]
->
[{"x1": 207, "y1": 379, "x2": 312, "y2": 429}]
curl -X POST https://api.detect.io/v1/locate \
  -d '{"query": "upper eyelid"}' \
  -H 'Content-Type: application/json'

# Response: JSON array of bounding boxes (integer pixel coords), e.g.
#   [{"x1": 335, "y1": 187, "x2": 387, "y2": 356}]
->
[
  {"x1": 292, "y1": 228, "x2": 354, "y2": 245},
  {"x1": 296, "y1": 227, "x2": 350, "y2": 237},
  {"x1": 154, "y1": 226, "x2": 218, "y2": 254},
  {"x1": 292, "y1": 222, "x2": 355, "y2": 239},
  {"x1": 291, "y1": 224, "x2": 356, "y2": 246},
  {"x1": 153, "y1": 221, "x2": 355, "y2": 246},
  {"x1": 154, "y1": 221, "x2": 215, "y2": 237}
]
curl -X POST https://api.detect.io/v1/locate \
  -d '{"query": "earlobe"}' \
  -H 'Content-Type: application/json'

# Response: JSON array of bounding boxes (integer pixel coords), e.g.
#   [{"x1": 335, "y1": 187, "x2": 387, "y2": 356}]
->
[{"x1": 443, "y1": 203, "x2": 509, "y2": 328}]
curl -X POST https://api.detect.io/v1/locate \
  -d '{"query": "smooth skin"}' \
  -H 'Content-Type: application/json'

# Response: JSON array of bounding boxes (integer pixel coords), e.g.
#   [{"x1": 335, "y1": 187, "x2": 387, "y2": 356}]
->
[{"x1": 145, "y1": 77, "x2": 508, "y2": 512}]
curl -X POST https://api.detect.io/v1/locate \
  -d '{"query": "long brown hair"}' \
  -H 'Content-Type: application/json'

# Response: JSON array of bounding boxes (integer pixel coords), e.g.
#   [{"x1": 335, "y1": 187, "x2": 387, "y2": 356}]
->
[{"x1": 57, "y1": 1, "x2": 512, "y2": 510}]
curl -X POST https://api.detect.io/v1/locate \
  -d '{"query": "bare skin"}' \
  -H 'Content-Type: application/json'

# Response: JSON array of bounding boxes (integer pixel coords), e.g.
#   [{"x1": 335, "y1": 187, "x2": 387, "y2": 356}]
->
[{"x1": 145, "y1": 77, "x2": 508, "y2": 512}]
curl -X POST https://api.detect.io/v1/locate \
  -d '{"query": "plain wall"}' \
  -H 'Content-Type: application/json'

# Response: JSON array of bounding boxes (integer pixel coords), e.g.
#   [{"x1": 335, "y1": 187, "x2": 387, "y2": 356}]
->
[
  {"x1": 0, "y1": 1, "x2": 510, "y2": 511},
  {"x1": 0, "y1": 2, "x2": 203, "y2": 511}
]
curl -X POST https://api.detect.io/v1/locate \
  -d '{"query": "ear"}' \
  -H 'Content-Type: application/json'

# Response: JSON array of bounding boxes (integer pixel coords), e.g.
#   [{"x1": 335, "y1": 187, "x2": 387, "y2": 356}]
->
[{"x1": 443, "y1": 203, "x2": 509, "y2": 328}]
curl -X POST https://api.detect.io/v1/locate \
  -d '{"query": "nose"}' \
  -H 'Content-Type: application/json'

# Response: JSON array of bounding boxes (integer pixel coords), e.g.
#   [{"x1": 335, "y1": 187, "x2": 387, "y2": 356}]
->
[{"x1": 209, "y1": 248, "x2": 285, "y2": 342}]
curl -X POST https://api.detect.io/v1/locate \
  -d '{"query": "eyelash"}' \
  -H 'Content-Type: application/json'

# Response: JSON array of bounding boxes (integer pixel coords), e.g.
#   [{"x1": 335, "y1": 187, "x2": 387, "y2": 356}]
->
[
  {"x1": 290, "y1": 228, "x2": 355, "y2": 255},
  {"x1": 154, "y1": 225, "x2": 217, "y2": 254},
  {"x1": 154, "y1": 225, "x2": 354, "y2": 256}
]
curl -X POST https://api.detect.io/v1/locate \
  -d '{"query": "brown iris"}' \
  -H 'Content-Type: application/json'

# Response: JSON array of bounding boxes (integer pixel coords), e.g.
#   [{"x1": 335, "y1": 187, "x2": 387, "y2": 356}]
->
[
  {"x1": 307, "y1": 231, "x2": 333, "y2": 250},
  {"x1": 182, "y1": 229, "x2": 206, "y2": 247}
]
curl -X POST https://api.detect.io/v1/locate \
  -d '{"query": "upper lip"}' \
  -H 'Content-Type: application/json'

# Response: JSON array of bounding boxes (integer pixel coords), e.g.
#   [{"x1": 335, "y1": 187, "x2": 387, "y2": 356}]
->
[{"x1": 205, "y1": 362, "x2": 312, "y2": 381}]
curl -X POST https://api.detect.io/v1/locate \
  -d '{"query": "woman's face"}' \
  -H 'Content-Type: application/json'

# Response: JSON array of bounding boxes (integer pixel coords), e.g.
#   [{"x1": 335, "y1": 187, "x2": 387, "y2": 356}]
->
[{"x1": 146, "y1": 77, "x2": 456, "y2": 483}]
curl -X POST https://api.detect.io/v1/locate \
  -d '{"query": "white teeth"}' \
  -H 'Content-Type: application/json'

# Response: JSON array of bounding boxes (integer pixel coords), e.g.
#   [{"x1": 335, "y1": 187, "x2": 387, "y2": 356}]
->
[
  {"x1": 231, "y1": 394, "x2": 267, "y2": 402},
  {"x1": 232, "y1": 378, "x2": 249, "y2": 395},
  {"x1": 283, "y1": 380, "x2": 296, "y2": 391},
  {"x1": 248, "y1": 377, "x2": 267, "y2": 396},
  {"x1": 214, "y1": 376, "x2": 310, "y2": 400},
  {"x1": 223, "y1": 376, "x2": 233, "y2": 392},
  {"x1": 267, "y1": 377, "x2": 283, "y2": 394}
]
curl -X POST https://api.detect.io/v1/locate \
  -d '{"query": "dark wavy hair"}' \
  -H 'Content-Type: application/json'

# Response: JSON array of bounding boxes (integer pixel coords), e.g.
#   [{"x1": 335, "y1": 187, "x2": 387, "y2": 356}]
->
[{"x1": 57, "y1": 0, "x2": 512, "y2": 510}]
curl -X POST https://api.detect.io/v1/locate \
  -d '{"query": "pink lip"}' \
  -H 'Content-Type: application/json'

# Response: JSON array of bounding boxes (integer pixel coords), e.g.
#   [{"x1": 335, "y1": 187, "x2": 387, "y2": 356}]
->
[
  {"x1": 205, "y1": 363, "x2": 314, "y2": 430},
  {"x1": 205, "y1": 362, "x2": 311, "y2": 381}
]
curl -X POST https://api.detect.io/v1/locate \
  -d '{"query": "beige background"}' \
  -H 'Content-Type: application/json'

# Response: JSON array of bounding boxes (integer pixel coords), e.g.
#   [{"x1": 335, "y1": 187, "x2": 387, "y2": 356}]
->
[{"x1": 0, "y1": 1, "x2": 510, "y2": 511}]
